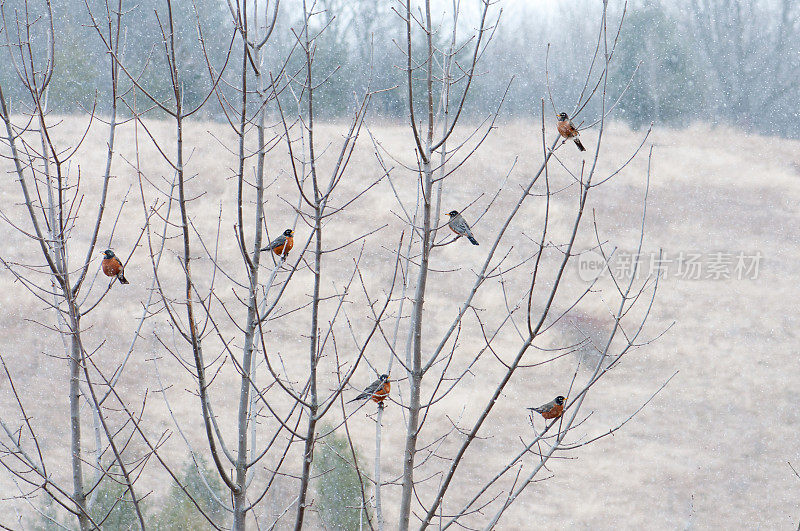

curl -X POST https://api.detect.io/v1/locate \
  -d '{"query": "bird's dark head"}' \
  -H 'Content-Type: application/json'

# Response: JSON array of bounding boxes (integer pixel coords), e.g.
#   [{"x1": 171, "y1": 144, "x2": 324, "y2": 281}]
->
[
  {"x1": 447, "y1": 210, "x2": 459, "y2": 217},
  {"x1": 379, "y1": 373, "x2": 389, "y2": 380},
  {"x1": 557, "y1": 112, "x2": 568, "y2": 121},
  {"x1": 555, "y1": 395, "x2": 566, "y2": 405},
  {"x1": 103, "y1": 249, "x2": 115, "y2": 258},
  {"x1": 283, "y1": 229, "x2": 294, "y2": 237}
]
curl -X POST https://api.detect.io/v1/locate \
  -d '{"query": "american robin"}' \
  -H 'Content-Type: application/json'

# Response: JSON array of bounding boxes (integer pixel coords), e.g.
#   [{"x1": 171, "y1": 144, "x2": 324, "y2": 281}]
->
[
  {"x1": 101, "y1": 249, "x2": 129, "y2": 285},
  {"x1": 261, "y1": 229, "x2": 294, "y2": 257},
  {"x1": 528, "y1": 395, "x2": 566, "y2": 420},
  {"x1": 556, "y1": 112, "x2": 586, "y2": 152},
  {"x1": 348, "y1": 374, "x2": 390, "y2": 405},
  {"x1": 447, "y1": 210, "x2": 479, "y2": 245}
]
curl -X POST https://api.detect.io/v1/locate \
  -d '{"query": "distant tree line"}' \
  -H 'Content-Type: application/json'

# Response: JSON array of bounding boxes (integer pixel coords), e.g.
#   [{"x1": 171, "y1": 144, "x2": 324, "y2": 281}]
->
[{"x1": 2, "y1": 0, "x2": 798, "y2": 136}]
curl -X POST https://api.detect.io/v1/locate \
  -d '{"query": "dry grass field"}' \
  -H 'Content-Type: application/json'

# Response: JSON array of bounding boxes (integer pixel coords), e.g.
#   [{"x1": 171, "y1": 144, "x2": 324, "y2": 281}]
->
[{"x1": 1, "y1": 115, "x2": 798, "y2": 529}]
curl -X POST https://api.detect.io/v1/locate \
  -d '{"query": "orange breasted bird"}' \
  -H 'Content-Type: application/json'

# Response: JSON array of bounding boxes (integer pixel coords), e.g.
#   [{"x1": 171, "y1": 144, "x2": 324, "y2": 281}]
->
[
  {"x1": 101, "y1": 249, "x2": 129, "y2": 285},
  {"x1": 262, "y1": 229, "x2": 294, "y2": 257},
  {"x1": 447, "y1": 210, "x2": 479, "y2": 245},
  {"x1": 528, "y1": 395, "x2": 566, "y2": 420},
  {"x1": 556, "y1": 112, "x2": 586, "y2": 152},
  {"x1": 348, "y1": 374, "x2": 390, "y2": 405}
]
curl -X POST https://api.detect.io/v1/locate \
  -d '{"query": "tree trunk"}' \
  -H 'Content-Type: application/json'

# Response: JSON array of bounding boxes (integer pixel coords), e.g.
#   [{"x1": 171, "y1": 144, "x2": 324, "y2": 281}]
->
[
  {"x1": 69, "y1": 310, "x2": 90, "y2": 530},
  {"x1": 399, "y1": 147, "x2": 433, "y2": 530}
]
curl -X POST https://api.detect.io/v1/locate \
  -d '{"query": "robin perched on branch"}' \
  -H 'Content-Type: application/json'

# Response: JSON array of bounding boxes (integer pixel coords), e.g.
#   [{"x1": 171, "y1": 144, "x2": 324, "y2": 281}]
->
[
  {"x1": 101, "y1": 249, "x2": 129, "y2": 285},
  {"x1": 262, "y1": 229, "x2": 294, "y2": 258},
  {"x1": 348, "y1": 374, "x2": 390, "y2": 405},
  {"x1": 528, "y1": 395, "x2": 566, "y2": 420},
  {"x1": 556, "y1": 112, "x2": 586, "y2": 152},
  {"x1": 447, "y1": 210, "x2": 479, "y2": 245}
]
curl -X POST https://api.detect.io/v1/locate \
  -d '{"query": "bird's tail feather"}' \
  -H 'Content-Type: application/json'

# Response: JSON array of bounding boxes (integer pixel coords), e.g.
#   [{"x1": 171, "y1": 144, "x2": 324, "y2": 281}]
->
[
  {"x1": 118, "y1": 274, "x2": 129, "y2": 285},
  {"x1": 574, "y1": 138, "x2": 586, "y2": 152},
  {"x1": 467, "y1": 235, "x2": 479, "y2": 245}
]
